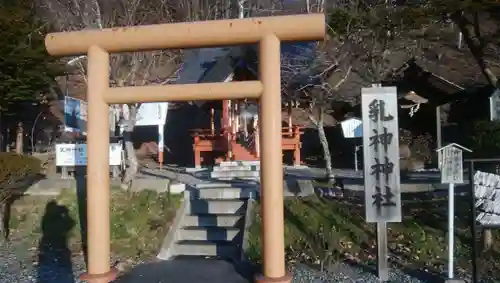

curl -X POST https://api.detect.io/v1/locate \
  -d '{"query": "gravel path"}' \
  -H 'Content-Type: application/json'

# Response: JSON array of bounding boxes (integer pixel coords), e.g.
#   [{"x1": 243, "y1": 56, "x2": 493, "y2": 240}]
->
[
  {"x1": 0, "y1": 242, "x2": 492, "y2": 283},
  {"x1": 291, "y1": 263, "x2": 448, "y2": 283},
  {"x1": 0, "y1": 242, "x2": 95, "y2": 283},
  {"x1": 0, "y1": 243, "x2": 84, "y2": 283},
  {"x1": 290, "y1": 263, "x2": 500, "y2": 283}
]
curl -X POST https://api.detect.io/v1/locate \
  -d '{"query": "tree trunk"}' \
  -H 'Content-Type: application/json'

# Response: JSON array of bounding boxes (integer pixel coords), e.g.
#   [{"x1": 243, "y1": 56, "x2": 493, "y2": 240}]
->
[
  {"x1": 483, "y1": 229, "x2": 493, "y2": 251},
  {"x1": 15, "y1": 122, "x2": 23, "y2": 154},
  {"x1": 0, "y1": 201, "x2": 5, "y2": 242},
  {"x1": 453, "y1": 13, "x2": 498, "y2": 87},
  {"x1": 121, "y1": 106, "x2": 139, "y2": 190},
  {"x1": 317, "y1": 107, "x2": 334, "y2": 179}
]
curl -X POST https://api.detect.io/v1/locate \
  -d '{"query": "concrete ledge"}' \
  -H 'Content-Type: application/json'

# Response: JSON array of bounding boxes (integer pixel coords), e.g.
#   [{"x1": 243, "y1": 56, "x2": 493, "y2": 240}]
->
[
  {"x1": 157, "y1": 192, "x2": 189, "y2": 260},
  {"x1": 196, "y1": 183, "x2": 234, "y2": 189},
  {"x1": 130, "y1": 178, "x2": 171, "y2": 192},
  {"x1": 211, "y1": 170, "x2": 260, "y2": 179},
  {"x1": 219, "y1": 161, "x2": 260, "y2": 167},
  {"x1": 170, "y1": 183, "x2": 186, "y2": 194},
  {"x1": 341, "y1": 183, "x2": 469, "y2": 193},
  {"x1": 185, "y1": 167, "x2": 209, "y2": 173},
  {"x1": 241, "y1": 198, "x2": 256, "y2": 261},
  {"x1": 23, "y1": 177, "x2": 177, "y2": 196},
  {"x1": 213, "y1": 165, "x2": 257, "y2": 172}
]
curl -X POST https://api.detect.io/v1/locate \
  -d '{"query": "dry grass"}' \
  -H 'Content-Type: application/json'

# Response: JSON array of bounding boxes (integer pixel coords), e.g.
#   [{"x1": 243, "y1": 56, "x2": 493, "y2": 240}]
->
[
  {"x1": 247, "y1": 194, "x2": 500, "y2": 279},
  {"x1": 6, "y1": 188, "x2": 181, "y2": 262}
]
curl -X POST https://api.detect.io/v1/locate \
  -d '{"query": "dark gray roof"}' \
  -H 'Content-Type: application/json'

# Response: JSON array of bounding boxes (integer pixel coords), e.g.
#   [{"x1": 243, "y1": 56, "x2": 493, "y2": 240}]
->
[
  {"x1": 176, "y1": 47, "x2": 244, "y2": 85},
  {"x1": 174, "y1": 42, "x2": 318, "y2": 106}
]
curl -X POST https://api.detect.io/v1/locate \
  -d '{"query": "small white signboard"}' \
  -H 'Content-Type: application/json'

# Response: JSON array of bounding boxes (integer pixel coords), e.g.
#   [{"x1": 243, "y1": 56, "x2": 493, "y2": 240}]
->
[
  {"x1": 56, "y1": 143, "x2": 122, "y2": 166},
  {"x1": 489, "y1": 89, "x2": 500, "y2": 121},
  {"x1": 124, "y1": 103, "x2": 169, "y2": 126},
  {"x1": 361, "y1": 86, "x2": 402, "y2": 223},
  {"x1": 436, "y1": 143, "x2": 471, "y2": 184},
  {"x1": 340, "y1": 117, "x2": 363, "y2": 138}
]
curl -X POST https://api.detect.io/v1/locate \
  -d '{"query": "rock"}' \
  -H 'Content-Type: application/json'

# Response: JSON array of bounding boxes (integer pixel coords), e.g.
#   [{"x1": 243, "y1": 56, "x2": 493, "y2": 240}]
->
[
  {"x1": 400, "y1": 157, "x2": 425, "y2": 171},
  {"x1": 399, "y1": 143, "x2": 411, "y2": 159},
  {"x1": 136, "y1": 142, "x2": 158, "y2": 158}
]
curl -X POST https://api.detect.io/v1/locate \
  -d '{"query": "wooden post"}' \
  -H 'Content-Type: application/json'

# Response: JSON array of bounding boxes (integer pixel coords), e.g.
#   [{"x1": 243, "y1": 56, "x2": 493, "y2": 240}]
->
[
  {"x1": 235, "y1": 102, "x2": 239, "y2": 136},
  {"x1": 256, "y1": 33, "x2": 290, "y2": 282},
  {"x1": 254, "y1": 118, "x2": 260, "y2": 158},
  {"x1": 79, "y1": 46, "x2": 117, "y2": 283},
  {"x1": 294, "y1": 127, "x2": 301, "y2": 166},
  {"x1": 294, "y1": 145, "x2": 301, "y2": 166},
  {"x1": 210, "y1": 107, "x2": 215, "y2": 136},
  {"x1": 436, "y1": 106, "x2": 442, "y2": 167},
  {"x1": 243, "y1": 115, "x2": 248, "y2": 138},
  {"x1": 193, "y1": 136, "x2": 201, "y2": 168},
  {"x1": 288, "y1": 102, "x2": 293, "y2": 135},
  {"x1": 158, "y1": 124, "x2": 164, "y2": 168}
]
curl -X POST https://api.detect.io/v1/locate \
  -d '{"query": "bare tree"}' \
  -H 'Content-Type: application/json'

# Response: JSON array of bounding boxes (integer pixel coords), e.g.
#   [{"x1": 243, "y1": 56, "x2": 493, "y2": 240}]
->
[
  {"x1": 447, "y1": 2, "x2": 500, "y2": 251},
  {"x1": 336, "y1": 1, "x2": 424, "y2": 85},
  {"x1": 36, "y1": 0, "x2": 181, "y2": 188},
  {"x1": 280, "y1": 1, "x2": 425, "y2": 178},
  {"x1": 282, "y1": 37, "x2": 353, "y2": 179},
  {"x1": 448, "y1": 1, "x2": 500, "y2": 87}
]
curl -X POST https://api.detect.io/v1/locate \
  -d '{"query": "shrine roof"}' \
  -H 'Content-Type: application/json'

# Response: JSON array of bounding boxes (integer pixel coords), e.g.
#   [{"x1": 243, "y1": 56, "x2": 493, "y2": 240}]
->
[
  {"x1": 174, "y1": 42, "x2": 318, "y2": 106},
  {"x1": 175, "y1": 47, "x2": 243, "y2": 84},
  {"x1": 385, "y1": 59, "x2": 496, "y2": 107}
]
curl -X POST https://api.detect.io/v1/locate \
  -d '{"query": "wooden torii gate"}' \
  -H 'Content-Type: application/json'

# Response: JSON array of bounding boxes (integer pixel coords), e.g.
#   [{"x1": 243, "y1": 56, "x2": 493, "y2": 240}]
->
[{"x1": 44, "y1": 14, "x2": 325, "y2": 283}]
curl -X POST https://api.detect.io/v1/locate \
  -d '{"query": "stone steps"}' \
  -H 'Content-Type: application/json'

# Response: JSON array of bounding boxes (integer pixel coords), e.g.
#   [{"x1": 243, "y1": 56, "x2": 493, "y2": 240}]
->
[
  {"x1": 189, "y1": 199, "x2": 246, "y2": 215},
  {"x1": 219, "y1": 160, "x2": 260, "y2": 167},
  {"x1": 173, "y1": 240, "x2": 240, "y2": 258},
  {"x1": 166, "y1": 183, "x2": 254, "y2": 260},
  {"x1": 212, "y1": 165, "x2": 258, "y2": 172},
  {"x1": 189, "y1": 186, "x2": 258, "y2": 200},
  {"x1": 180, "y1": 226, "x2": 241, "y2": 241},
  {"x1": 210, "y1": 160, "x2": 260, "y2": 180},
  {"x1": 210, "y1": 170, "x2": 260, "y2": 179},
  {"x1": 182, "y1": 214, "x2": 244, "y2": 228}
]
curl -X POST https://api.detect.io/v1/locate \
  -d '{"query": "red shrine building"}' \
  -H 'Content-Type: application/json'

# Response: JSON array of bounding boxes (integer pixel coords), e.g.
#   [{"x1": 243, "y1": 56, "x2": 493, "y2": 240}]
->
[{"x1": 169, "y1": 44, "x2": 315, "y2": 168}]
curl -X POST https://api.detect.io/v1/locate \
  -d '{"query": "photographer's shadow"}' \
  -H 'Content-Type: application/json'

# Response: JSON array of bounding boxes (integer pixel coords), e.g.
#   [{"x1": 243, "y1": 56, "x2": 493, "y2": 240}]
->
[{"x1": 37, "y1": 200, "x2": 76, "y2": 283}]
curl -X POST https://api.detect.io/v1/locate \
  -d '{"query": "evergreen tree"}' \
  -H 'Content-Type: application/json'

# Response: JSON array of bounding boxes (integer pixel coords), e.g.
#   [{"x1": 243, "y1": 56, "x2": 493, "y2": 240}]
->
[{"x1": 0, "y1": 0, "x2": 60, "y2": 116}]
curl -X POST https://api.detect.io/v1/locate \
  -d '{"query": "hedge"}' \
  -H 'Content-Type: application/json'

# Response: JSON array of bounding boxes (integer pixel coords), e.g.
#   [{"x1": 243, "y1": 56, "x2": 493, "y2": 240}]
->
[{"x1": 0, "y1": 152, "x2": 41, "y2": 203}]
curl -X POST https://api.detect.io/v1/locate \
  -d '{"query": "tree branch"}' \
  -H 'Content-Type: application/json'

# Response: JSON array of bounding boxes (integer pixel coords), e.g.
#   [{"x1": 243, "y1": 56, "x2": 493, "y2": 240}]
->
[{"x1": 452, "y1": 12, "x2": 498, "y2": 87}]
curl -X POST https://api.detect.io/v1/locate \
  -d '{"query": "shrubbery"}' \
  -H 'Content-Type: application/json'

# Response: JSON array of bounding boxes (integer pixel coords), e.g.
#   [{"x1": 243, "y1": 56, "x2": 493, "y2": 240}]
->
[
  {"x1": 0, "y1": 153, "x2": 41, "y2": 202},
  {"x1": 0, "y1": 153, "x2": 41, "y2": 239},
  {"x1": 468, "y1": 120, "x2": 500, "y2": 157}
]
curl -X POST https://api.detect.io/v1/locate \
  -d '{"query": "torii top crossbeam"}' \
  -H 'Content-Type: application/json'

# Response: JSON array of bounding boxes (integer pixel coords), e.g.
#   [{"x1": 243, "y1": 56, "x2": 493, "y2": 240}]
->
[{"x1": 45, "y1": 14, "x2": 325, "y2": 56}]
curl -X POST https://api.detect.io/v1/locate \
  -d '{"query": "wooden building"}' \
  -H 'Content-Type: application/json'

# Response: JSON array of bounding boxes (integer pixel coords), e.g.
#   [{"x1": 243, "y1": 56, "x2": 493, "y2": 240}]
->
[{"x1": 166, "y1": 44, "x2": 315, "y2": 167}]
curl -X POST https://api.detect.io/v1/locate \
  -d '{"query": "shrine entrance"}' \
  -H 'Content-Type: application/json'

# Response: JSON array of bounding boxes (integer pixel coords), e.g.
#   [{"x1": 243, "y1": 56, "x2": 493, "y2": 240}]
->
[{"x1": 44, "y1": 14, "x2": 325, "y2": 283}]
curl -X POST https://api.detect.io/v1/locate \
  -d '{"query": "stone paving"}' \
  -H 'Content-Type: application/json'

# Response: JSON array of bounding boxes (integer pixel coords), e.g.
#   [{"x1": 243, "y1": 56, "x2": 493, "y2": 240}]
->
[{"x1": 114, "y1": 258, "x2": 252, "y2": 283}]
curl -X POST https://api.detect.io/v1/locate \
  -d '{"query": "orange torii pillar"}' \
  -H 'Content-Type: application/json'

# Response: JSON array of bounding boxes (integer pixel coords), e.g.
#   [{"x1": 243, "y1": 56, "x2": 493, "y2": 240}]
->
[{"x1": 44, "y1": 14, "x2": 325, "y2": 283}]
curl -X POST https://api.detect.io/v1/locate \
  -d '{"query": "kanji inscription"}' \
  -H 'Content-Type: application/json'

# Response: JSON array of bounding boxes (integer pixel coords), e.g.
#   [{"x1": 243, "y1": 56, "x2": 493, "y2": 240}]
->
[{"x1": 362, "y1": 87, "x2": 401, "y2": 223}]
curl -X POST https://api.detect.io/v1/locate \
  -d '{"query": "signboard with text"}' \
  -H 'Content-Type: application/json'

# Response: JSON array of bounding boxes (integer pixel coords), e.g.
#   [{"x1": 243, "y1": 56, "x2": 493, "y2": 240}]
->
[
  {"x1": 361, "y1": 86, "x2": 402, "y2": 223},
  {"x1": 490, "y1": 89, "x2": 500, "y2": 121},
  {"x1": 125, "y1": 102, "x2": 169, "y2": 126},
  {"x1": 439, "y1": 145, "x2": 465, "y2": 184},
  {"x1": 56, "y1": 143, "x2": 122, "y2": 166}
]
